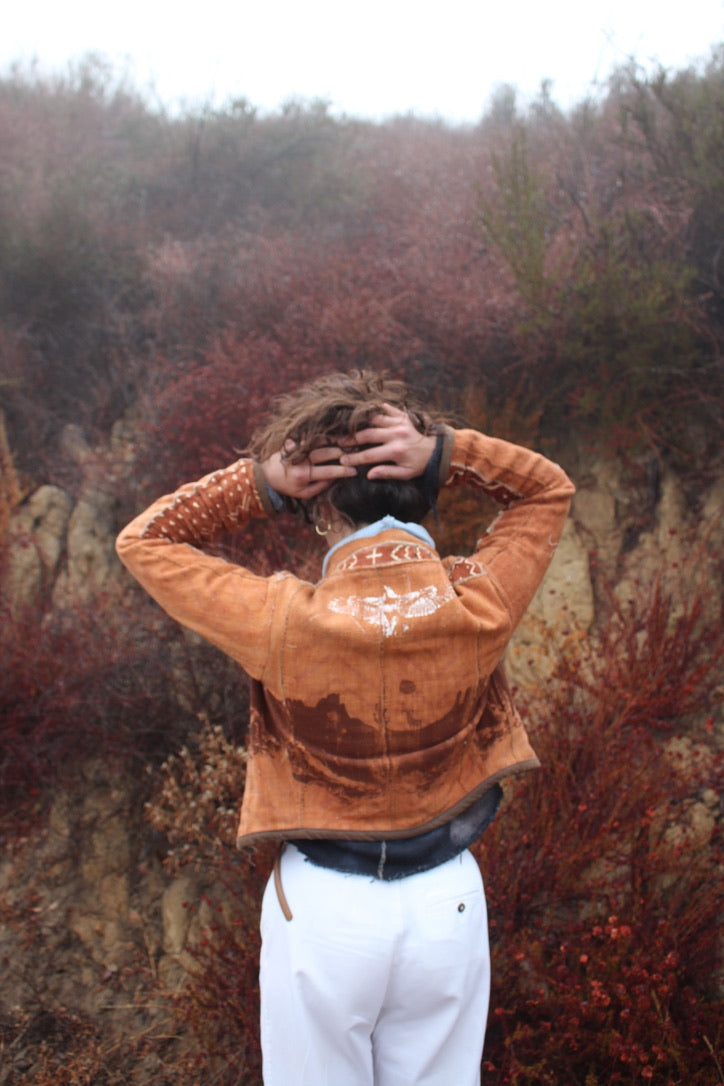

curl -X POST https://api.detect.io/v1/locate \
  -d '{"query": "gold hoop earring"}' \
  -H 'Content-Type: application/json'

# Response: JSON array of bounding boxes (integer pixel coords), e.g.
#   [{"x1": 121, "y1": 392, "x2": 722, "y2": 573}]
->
[{"x1": 315, "y1": 519, "x2": 332, "y2": 537}]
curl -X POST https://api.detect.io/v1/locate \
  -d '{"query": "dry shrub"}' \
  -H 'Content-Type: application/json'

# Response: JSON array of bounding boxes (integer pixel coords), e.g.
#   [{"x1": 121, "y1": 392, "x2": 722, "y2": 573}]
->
[
  {"x1": 0, "y1": 584, "x2": 249, "y2": 820},
  {"x1": 478, "y1": 563, "x2": 723, "y2": 1084},
  {"x1": 0, "y1": 1006, "x2": 180, "y2": 1085},
  {"x1": 146, "y1": 720, "x2": 272, "y2": 1085}
]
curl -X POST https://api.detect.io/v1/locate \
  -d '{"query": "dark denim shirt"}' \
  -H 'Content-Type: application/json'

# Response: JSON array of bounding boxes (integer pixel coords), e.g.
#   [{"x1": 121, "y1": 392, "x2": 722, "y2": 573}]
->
[{"x1": 294, "y1": 784, "x2": 503, "y2": 880}]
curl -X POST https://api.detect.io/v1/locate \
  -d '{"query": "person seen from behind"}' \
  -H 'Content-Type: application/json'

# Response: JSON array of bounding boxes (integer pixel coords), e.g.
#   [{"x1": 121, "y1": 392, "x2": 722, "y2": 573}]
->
[{"x1": 116, "y1": 369, "x2": 575, "y2": 1085}]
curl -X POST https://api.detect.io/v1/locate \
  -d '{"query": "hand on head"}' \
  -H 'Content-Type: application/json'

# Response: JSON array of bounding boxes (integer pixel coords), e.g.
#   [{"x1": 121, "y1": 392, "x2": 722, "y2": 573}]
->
[
  {"x1": 260, "y1": 404, "x2": 436, "y2": 498},
  {"x1": 261, "y1": 443, "x2": 356, "y2": 500},
  {"x1": 339, "y1": 404, "x2": 437, "y2": 480}
]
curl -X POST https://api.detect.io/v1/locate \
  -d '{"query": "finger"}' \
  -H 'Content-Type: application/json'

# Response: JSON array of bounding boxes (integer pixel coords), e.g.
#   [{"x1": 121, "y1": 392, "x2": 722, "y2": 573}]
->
[
  {"x1": 295, "y1": 479, "x2": 333, "y2": 499},
  {"x1": 307, "y1": 445, "x2": 345, "y2": 464},
  {"x1": 352, "y1": 418, "x2": 419, "y2": 447},
  {"x1": 342, "y1": 426, "x2": 408, "y2": 450},
  {"x1": 339, "y1": 432, "x2": 381, "y2": 451},
  {"x1": 297, "y1": 462, "x2": 356, "y2": 495},
  {"x1": 339, "y1": 445, "x2": 391, "y2": 467},
  {"x1": 376, "y1": 403, "x2": 407, "y2": 420},
  {"x1": 281, "y1": 438, "x2": 301, "y2": 459},
  {"x1": 356, "y1": 412, "x2": 407, "y2": 435},
  {"x1": 366, "y1": 464, "x2": 414, "y2": 480},
  {"x1": 340, "y1": 441, "x2": 408, "y2": 466},
  {"x1": 307, "y1": 462, "x2": 357, "y2": 481}
]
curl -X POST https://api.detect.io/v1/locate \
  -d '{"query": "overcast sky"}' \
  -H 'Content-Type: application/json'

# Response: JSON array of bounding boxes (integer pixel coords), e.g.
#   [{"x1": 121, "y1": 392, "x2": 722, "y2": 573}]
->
[{"x1": 2, "y1": 0, "x2": 722, "y2": 122}]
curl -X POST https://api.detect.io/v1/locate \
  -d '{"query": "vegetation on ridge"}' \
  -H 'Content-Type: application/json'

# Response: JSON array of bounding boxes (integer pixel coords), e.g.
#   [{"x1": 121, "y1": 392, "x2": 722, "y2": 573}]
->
[{"x1": 0, "y1": 49, "x2": 722, "y2": 1084}]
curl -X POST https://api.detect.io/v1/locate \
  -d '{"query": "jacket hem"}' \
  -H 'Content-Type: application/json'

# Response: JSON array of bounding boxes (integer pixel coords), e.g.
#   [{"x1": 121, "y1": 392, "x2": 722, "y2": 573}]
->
[{"x1": 235, "y1": 757, "x2": 540, "y2": 850}]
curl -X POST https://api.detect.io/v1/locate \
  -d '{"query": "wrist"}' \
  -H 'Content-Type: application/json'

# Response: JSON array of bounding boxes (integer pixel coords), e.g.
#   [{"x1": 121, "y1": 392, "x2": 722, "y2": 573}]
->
[
  {"x1": 253, "y1": 460, "x2": 282, "y2": 515},
  {"x1": 265, "y1": 483, "x2": 286, "y2": 512},
  {"x1": 422, "y1": 430, "x2": 444, "y2": 488}
]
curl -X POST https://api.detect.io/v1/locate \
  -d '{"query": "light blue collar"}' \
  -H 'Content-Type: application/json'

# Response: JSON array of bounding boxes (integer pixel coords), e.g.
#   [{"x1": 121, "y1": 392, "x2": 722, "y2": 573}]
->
[{"x1": 323, "y1": 516, "x2": 435, "y2": 576}]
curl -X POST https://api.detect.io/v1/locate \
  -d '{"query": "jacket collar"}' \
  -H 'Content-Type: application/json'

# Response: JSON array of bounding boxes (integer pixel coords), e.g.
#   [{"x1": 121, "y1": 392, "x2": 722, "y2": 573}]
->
[{"x1": 323, "y1": 518, "x2": 437, "y2": 577}]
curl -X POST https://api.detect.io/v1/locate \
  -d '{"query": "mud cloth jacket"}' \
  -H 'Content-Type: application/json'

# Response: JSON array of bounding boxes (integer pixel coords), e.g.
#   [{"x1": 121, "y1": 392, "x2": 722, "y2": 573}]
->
[{"x1": 116, "y1": 428, "x2": 574, "y2": 850}]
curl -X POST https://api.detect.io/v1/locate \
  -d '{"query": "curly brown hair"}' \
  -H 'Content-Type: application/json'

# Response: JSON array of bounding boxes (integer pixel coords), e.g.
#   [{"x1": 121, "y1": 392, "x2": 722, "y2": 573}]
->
[
  {"x1": 245, "y1": 370, "x2": 449, "y2": 527},
  {"x1": 246, "y1": 370, "x2": 445, "y2": 462}
]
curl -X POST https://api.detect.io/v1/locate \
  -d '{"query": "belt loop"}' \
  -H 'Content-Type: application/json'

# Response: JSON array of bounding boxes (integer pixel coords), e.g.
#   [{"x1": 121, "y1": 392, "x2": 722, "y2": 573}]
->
[{"x1": 274, "y1": 844, "x2": 293, "y2": 921}]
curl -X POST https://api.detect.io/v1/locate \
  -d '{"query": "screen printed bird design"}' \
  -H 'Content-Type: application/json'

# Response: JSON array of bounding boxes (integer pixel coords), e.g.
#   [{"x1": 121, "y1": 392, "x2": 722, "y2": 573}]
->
[{"x1": 328, "y1": 583, "x2": 455, "y2": 637}]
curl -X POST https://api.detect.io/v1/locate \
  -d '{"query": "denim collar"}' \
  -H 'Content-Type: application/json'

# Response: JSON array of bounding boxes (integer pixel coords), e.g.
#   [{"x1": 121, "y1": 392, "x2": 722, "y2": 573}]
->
[{"x1": 322, "y1": 516, "x2": 435, "y2": 576}]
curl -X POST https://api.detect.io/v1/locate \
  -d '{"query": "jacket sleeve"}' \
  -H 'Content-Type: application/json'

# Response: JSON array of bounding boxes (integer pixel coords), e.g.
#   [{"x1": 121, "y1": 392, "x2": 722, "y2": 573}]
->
[
  {"x1": 115, "y1": 458, "x2": 278, "y2": 681},
  {"x1": 442, "y1": 428, "x2": 575, "y2": 630}
]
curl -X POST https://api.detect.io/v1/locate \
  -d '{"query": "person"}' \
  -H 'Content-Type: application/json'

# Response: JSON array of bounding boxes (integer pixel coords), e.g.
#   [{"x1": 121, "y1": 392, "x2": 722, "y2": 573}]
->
[{"x1": 116, "y1": 369, "x2": 575, "y2": 1085}]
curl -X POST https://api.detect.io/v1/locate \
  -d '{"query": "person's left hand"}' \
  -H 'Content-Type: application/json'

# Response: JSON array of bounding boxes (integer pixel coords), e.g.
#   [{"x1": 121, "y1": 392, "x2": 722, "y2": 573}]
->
[
  {"x1": 261, "y1": 443, "x2": 356, "y2": 500},
  {"x1": 339, "y1": 404, "x2": 437, "y2": 480}
]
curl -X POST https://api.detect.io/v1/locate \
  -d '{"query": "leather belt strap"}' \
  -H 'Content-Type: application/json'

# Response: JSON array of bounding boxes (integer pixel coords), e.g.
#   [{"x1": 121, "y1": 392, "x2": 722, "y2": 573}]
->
[{"x1": 273, "y1": 846, "x2": 293, "y2": 921}]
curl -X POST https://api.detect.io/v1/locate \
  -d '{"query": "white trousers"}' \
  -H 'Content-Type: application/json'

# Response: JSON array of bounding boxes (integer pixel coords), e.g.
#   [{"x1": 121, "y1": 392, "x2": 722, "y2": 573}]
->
[{"x1": 260, "y1": 844, "x2": 490, "y2": 1086}]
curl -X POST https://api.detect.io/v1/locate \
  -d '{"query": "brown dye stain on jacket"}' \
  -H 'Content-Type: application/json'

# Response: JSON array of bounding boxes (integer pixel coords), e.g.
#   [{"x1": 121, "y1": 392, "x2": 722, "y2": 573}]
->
[{"x1": 115, "y1": 429, "x2": 575, "y2": 847}]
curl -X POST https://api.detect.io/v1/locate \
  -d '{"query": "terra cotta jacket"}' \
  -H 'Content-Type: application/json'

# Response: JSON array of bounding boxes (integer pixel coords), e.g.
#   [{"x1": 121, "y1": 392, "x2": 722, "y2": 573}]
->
[{"x1": 116, "y1": 427, "x2": 574, "y2": 849}]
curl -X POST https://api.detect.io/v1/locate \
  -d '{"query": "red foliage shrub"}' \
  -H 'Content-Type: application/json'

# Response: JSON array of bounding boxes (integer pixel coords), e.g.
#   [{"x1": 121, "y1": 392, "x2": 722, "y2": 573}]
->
[
  {"x1": 165, "y1": 872, "x2": 267, "y2": 1086},
  {"x1": 477, "y1": 569, "x2": 723, "y2": 1084},
  {"x1": 145, "y1": 720, "x2": 273, "y2": 1084},
  {"x1": 0, "y1": 588, "x2": 249, "y2": 819}
]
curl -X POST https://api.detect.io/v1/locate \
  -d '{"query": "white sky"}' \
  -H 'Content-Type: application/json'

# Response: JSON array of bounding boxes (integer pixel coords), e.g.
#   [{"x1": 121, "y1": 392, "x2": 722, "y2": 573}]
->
[{"x1": 2, "y1": 0, "x2": 722, "y2": 122}]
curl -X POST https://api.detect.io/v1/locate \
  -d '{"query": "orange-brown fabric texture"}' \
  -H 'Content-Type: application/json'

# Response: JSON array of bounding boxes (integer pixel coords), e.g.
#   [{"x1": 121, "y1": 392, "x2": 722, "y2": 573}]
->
[{"x1": 116, "y1": 429, "x2": 575, "y2": 848}]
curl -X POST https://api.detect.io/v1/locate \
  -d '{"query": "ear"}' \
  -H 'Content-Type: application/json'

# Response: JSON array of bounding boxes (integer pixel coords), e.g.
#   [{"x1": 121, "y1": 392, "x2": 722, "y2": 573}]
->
[{"x1": 312, "y1": 497, "x2": 335, "y2": 522}]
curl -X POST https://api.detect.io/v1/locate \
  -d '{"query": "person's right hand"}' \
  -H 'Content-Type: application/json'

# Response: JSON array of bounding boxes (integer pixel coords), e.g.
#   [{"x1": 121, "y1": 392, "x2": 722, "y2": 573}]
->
[{"x1": 261, "y1": 444, "x2": 356, "y2": 500}]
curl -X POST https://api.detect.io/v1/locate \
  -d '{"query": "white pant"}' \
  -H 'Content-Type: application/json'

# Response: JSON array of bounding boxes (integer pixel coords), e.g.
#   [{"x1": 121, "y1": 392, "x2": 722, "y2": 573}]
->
[{"x1": 260, "y1": 845, "x2": 490, "y2": 1085}]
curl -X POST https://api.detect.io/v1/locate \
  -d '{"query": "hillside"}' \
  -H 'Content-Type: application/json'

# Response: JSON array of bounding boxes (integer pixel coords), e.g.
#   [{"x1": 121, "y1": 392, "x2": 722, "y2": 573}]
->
[{"x1": 0, "y1": 52, "x2": 722, "y2": 1084}]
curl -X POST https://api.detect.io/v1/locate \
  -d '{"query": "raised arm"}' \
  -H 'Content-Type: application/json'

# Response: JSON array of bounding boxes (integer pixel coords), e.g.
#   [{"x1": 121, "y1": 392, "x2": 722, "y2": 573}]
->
[
  {"x1": 116, "y1": 459, "x2": 279, "y2": 679},
  {"x1": 442, "y1": 428, "x2": 575, "y2": 629},
  {"x1": 341, "y1": 410, "x2": 575, "y2": 631},
  {"x1": 115, "y1": 443, "x2": 357, "y2": 676}
]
